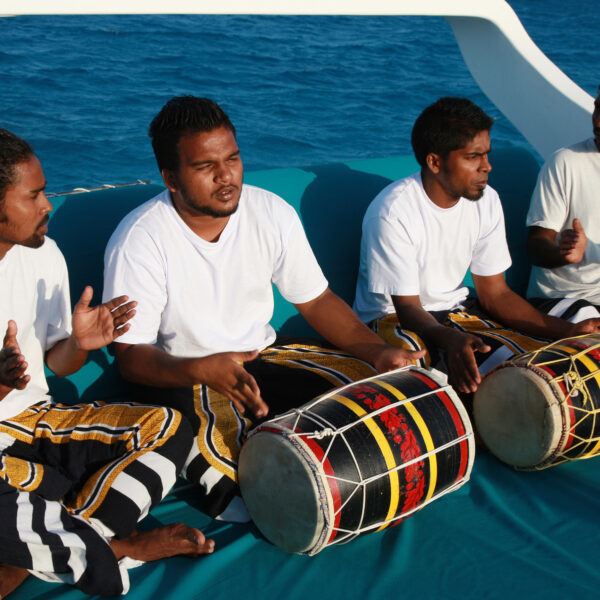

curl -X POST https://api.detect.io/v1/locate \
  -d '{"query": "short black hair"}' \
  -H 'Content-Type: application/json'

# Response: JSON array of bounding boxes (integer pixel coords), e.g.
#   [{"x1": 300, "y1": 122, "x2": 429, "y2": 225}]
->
[
  {"x1": 411, "y1": 97, "x2": 494, "y2": 168},
  {"x1": 0, "y1": 129, "x2": 34, "y2": 202},
  {"x1": 148, "y1": 96, "x2": 236, "y2": 172}
]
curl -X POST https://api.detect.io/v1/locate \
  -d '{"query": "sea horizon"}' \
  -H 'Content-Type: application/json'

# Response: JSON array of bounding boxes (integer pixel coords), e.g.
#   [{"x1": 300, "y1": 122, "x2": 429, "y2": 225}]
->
[{"x1": 1, "y1": 0, "x2": 598, "y2": 193}]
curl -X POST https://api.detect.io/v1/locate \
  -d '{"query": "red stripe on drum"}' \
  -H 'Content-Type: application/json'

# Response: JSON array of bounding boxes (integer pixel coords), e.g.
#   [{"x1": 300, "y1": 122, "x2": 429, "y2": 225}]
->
[
  {"x1": 292, "y1": 428, "x2": 343, "y2": 547},
  {"x1": 410, "y1": 370, "x2": 469, "y2": 481},
  {"x1": 536, "y1": 365, "x2": 576, "y2": 453},
  {"x1": 253, "y1": 423, "x2": 343, "y2": 547}
]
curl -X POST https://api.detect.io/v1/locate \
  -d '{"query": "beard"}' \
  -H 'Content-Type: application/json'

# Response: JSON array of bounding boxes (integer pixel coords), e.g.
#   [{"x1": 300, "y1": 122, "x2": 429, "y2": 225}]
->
[
  {"x1": 0, "y1": 214, "x2": 47, "y2": 248},
  {"x1": 178, "y1": 183, "x2": 241, "y2": 219},
  {"x1": 464, "y1": 188, "x2": 485, "y2": 201}
]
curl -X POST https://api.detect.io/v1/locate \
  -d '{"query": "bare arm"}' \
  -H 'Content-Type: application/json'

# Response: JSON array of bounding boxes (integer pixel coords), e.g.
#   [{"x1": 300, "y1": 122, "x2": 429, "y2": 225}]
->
[
  {"x1": 527, "y1": 220, "x2": 587, "y2": 268},
  {"x1": 473, "y1": 273, "x2": 600, "y2": 339},
  {"x1": 294, "y1": 288, "x2": 425, "y2": 372},
  {"x1": 392, "y1": 295, "x2": 490, "y2": 393},
  {"x1": 113, "y1": 342, "x2": 267, "y2": 418}
]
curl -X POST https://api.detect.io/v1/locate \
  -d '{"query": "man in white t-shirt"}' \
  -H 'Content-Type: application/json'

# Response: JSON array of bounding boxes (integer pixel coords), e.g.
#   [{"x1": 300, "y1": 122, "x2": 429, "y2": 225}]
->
[
  {"x1": 0, "y1": 130, "x2": 214, "y2": 599},
  {"x1": 103, "y1": 96, "x2": 424, "y2": 522},
  {"x1": 354, "y1": 97, "x2": 600, "y2": 397},
  {"x1": 526, "y1": 86, "x2": 600, "y2": 319}
]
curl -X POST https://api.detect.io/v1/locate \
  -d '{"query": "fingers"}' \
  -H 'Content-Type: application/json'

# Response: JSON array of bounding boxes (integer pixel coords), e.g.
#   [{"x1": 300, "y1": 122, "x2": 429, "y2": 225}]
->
[
  {"x1": 573, "y1": 218, "x2": 584, "y2": 232},
  {"x1": 450, "y1": 347, "x2": 481, "y2": 394},
  {"x1": 231, "y1": 349, "x2": 260, "y2": 363},
  {"x1": 3, "y1": 320, "x2": 18, "y2": 348},
  {"x1": 111, "y1": 301, "x2": 137, "y2": 330},
  {"x1": 232, "y1": 369, "x2": 268, "y2": 418},
  {"x1": 0, "y1": 346, "x2": 29, "y2": 390},
  {"x1": 575, "y1": 318, "x2": 600, "y2": 333},
  {"x1": 107, "y1": 299, "x2": 137, "y2": 339},
  {"x1": 103, "y1": 294, "x2": 132, "y2": 312},
  {"x1": 471, "y1": 337, "x2": 491, "y2": 354},
  {"x1": 75, "y1": 285, "x2": 94, "y2": 310}
]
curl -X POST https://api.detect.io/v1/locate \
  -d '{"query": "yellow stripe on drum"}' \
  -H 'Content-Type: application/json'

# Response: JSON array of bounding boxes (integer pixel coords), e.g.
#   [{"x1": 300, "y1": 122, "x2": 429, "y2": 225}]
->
[
  {"x1": 573, "y1": 351, "x2": 600, "y2": 458},
  {"x1": 332, "y1": 395, "x2": 400, "y2": 531},
  {"x1": 375, "y1": 380, "x2": 438, "y2": 504}
]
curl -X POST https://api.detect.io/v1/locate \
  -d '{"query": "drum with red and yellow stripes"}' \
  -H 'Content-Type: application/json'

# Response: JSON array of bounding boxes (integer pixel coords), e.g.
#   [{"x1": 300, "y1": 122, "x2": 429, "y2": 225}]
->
[
  {"x1": 474, "y1": 334, "x2": 600, "y2": 470},
  {"x1": 238, "y1": 366, "x2": 474, "y2": 554}
]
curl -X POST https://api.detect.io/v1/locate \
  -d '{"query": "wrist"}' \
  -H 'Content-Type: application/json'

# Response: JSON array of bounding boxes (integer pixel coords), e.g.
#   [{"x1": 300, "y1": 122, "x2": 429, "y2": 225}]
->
[{"x1": 0, "y1": 382, "x2": 14, "y2": 401}]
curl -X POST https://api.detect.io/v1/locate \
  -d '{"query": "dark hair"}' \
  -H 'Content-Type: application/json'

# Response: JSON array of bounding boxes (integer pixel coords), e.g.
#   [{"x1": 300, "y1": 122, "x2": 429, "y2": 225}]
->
[
  {"x1": 411, "y1": 97, "x2": 494, "y2": 168},
  {"x1": 0, "y1": 129, "x2": 34, "y2": 202},
  {"x1": 148, "y1": 96, "x2": 236, "y2": 172}
]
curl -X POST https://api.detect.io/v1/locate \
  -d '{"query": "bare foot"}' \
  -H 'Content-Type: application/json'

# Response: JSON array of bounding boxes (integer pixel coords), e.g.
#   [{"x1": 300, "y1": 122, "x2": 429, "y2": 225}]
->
[
  {"x1": 0, "y1": 563, "x2": 29, "y2": 598},
  {"x1": 110, "y1": 523, "x2": 215, "y2": 562}
]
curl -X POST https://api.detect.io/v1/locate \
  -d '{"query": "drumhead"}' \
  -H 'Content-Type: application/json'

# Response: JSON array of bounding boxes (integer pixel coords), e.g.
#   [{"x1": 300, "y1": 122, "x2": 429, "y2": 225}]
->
[
  {"x1": 474, "y1": 364, "x2": 565, "y2": 468},
  {"x1": 239, "y1": 429, "x2": 328, "y2": 554}
]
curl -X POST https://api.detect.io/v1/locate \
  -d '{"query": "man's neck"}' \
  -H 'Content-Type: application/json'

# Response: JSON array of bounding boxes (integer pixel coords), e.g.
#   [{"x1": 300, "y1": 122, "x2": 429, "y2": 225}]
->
[
  {"x1": 0, "y1": 241, "x2": 14, "y2": 261},
  {"x1": 169, "y1": 193, "x2": 231, "y2": 243},
  {"x1": 420, "y1": 169, "x2": 460, "y2": 209}
]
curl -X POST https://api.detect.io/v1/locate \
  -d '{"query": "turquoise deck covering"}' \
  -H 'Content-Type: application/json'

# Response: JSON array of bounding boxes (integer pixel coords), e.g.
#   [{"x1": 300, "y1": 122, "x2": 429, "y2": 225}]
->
[{"x1": 14, "y1": 149, "x2": 595, "y2": 600}]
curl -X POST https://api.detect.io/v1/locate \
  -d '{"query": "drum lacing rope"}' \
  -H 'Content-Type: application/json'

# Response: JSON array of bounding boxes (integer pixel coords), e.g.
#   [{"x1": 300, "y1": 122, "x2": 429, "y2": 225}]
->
[
  {"x1": 285, "y1": 385, "x2": 456, "y2": 443},
  {"x1": 328, "y1": 472, "x2": 471, "y2": 543},
  {"x1": 520, "y1": 335, "x2": 600, "y2": 469}
]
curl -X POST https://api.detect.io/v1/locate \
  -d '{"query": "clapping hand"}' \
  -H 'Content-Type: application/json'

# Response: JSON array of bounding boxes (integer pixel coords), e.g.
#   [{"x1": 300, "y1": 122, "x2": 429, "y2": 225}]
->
[{"x1": 0, "y1": 320, "x2": 30, "y2": 392}]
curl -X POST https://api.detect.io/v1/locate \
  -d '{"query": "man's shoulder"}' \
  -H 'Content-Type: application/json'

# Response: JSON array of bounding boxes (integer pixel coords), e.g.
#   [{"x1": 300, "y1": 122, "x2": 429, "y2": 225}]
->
[
  {"x1": 3, "y1": 238, "x2": 67, "y2": 286},
  {"x1": 544, "y1": 138, "x2": 596, "y2": 168},
  {"x1": 17, "y1": 236, "x2": 64, "y2": 264},
  {"x1": 240, "y1": 183, "x2": 298, "y2": 223},
  {"x1": 365, "y1": 173, "x2": 422, "y2": 221},
  {"x1": 107, "y1": 189, "x2": 171, "y2": 246},
  {"x1": 242, "y1": 183, "x2": 291, "y2": 208}
]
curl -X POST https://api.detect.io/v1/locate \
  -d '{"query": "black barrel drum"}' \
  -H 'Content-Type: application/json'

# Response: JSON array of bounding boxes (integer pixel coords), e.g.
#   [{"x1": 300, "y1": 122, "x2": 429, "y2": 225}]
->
[{"x1": 238, "y1": 366, "x2": 474, "y2": 554}]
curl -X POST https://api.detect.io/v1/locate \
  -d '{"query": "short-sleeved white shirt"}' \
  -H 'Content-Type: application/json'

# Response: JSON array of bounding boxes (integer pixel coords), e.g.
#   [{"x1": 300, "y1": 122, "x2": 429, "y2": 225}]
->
[
  {"x1": 0, "y1": 239, "x2": 72, "y2": 422},
  {"x1": 103, "y1": 185, "x2": 328, "y2": 357},
  {"x1": 353, "y1": 172, "x2": 512, "y2": 322},
  {"x1": 526, "y1": 138, "x2": 600, "y2": 303}
]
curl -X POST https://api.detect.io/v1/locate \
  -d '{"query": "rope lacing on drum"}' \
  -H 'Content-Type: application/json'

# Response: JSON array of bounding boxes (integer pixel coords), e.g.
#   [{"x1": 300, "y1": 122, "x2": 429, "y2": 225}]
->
[
  {"x1": 308, "y1": 428, "x2": 335, "y2": 440},
  {"x1": 520, "y1": 334, "x2": 600, "y2": 468}
]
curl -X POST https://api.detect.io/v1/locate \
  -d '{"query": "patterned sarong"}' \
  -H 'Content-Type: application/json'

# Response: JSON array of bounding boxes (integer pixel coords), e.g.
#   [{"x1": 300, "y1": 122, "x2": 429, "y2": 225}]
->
[
  {"x1": 138, "y1": 342, "x2": 378, "y2": 520},
  {"x1": 0, "y1": 400, "x2": 191, "y2": 595}
]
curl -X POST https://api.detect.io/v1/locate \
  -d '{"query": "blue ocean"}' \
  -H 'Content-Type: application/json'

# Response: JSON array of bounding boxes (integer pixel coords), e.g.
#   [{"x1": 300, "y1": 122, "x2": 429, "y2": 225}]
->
[{"x1": 1, "y1": 0, "x2": 598, "y2": 194}]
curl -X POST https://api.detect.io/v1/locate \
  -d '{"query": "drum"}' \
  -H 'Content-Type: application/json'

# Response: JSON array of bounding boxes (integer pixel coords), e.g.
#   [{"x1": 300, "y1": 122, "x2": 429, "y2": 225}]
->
[
  {"x1": 474, "y1": 334, "x2": 600, "y2": 470},
  {"x1": 238, "y1": 366, "x2": 474, "y2": 555}
]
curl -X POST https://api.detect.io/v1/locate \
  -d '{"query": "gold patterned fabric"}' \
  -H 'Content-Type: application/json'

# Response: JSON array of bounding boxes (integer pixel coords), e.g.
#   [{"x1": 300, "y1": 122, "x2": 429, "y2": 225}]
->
[
  {"x1": 143, "y1": 342, "x2": 378, "y2": 520},
  {"x1": 0, "y1": 399, "x2": 192, "y2": 594}
]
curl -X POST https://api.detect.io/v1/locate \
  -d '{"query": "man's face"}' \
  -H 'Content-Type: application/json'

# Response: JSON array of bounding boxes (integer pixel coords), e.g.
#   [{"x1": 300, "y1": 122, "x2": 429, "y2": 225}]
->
[
  {"x1": 436, "y1": 130, "x2": 492, "y2": 201},
  {"x1": 0, "y1": 155, "x2": 51, "y2": 252},
  {"x1": 164, "y1": 126, "x2": 243, "y2": 219},
  {"x1": 593, "y1": 91, "x2": 600, "y2": 150}
]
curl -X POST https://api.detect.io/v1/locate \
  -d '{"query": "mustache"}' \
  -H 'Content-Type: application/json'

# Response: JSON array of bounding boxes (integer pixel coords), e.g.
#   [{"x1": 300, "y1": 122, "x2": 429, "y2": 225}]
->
[{"x1": 38, "y1": 214, "x2": 50, "y2": 228}]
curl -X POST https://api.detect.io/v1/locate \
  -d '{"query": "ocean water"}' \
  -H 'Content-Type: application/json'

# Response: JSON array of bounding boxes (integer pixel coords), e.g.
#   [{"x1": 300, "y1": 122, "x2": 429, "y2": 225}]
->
[{"x1": 1, "y1": 0, "x2": 598, "y2": 193}]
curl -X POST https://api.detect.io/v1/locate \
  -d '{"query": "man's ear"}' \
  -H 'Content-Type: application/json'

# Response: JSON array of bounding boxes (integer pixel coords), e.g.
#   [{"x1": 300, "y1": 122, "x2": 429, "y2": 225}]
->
[
  {"x1": 161, "y1": 169, "x2": 178, "y2": 192},
  {"x1": 425, "y1": 152, "x2": 442, "y2": 174}
]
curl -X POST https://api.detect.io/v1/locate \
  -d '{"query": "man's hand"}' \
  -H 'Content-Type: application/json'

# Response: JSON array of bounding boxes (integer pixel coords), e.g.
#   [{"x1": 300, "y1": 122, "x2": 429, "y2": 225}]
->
[
  {"x1": 195, "y1": 350, "x2": 268, "y2": 419},
  {"x1": 567, "y1": 317, "x2": 600, "y2": 336},
  {"x1": 558, "y1": 218, "x2": 587, "y2": 264},
  {"x1": 0, "y1": 320, "x2": 30, "y2": 392},
  {"x1": 372, "y1": 345, "x2": 427, "y2": 373},
  {"x1": 72, "y1": 286, "x2": 137, "y2": 351},
  {"x1": 443, "y1": 329, "x2": 491, "y2": 394}
]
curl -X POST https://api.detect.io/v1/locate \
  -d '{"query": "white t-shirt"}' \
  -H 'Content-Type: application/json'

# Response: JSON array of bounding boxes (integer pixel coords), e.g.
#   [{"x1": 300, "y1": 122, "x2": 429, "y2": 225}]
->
[
  {"x1": 103, "y1": 185, "x2": 328, "y2": 357},
  {"x1": 526, "y1": 138, "x2": 600, "y2": 304},
  {"x1": 354, "y1": 172, "x2": 512, "y2": 322},
  {"x1": 0, "y1": 239, "x2": 71, "y2": 422}
]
